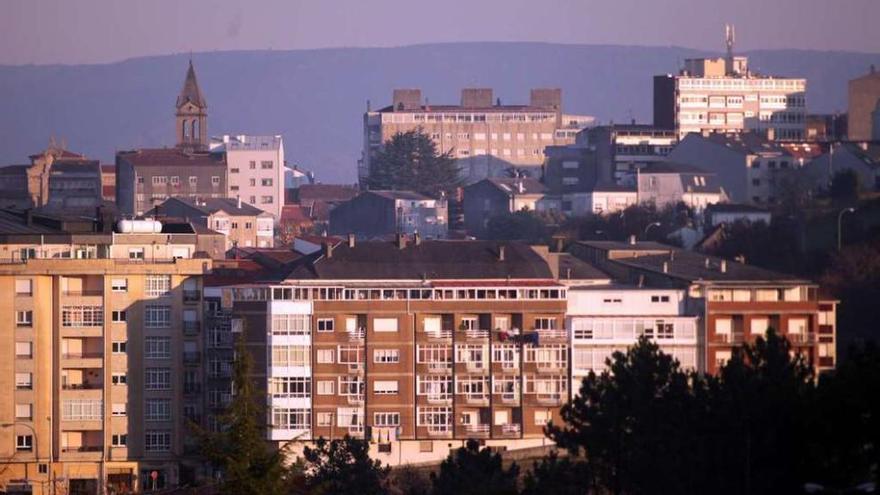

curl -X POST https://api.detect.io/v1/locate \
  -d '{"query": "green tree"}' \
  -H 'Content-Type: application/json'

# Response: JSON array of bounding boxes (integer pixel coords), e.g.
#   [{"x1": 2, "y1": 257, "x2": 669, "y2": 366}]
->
[
  {"x1": 195, "y1": 338, "x2": 290, "y2": 495},
  {"x1": 521, "y1": 452, "x2": 591, "y2": 495},
  {"x1": 366, "y1": 128, "x2": 462, "y2": 198},
  {"x1": 301, "y1": 435, "x2": 390, "y2": 495},
  {"x1": 430, "y1": 439, "x2": 520, "y2": 495}
]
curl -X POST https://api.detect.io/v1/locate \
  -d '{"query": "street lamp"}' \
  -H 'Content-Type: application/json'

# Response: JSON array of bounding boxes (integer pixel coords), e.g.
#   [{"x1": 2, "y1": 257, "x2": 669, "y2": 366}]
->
[
  {"x1": 837, "y1": 207, "x2": 855, "y2": 251},
  {"x1": 643, "y1": 222, "x2": 661, "y2": 240}
]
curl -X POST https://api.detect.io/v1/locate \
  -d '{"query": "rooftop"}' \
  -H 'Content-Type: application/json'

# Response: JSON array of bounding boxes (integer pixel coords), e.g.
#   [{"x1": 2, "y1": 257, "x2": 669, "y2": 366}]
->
[
  {"x1": 285, "y1": 240, "x2": 555, "y2": 281},
  {"x1": 483, "y1": 178, "x2": 546, "y2": 196},
  {"x1": 116, "y1": 148, "x2": 224, "y2": 167},
  {"x1": 211, "y1": 134, "x2": 282, "y2": 152},
  {"x1": 699, "y1": 132, "x2": 791, "y2": 156},
  {"x1": 368, "y1": 190, "x2": 433, "y2": 201},
  {"x1": 161, "y1": 197, "x2": 269, "y2": 217}
]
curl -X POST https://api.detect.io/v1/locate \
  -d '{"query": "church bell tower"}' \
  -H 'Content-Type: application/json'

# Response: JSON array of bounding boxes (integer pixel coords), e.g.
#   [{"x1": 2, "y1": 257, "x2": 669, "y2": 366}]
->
[{"x1": 175, "y1": 59, "x2": 208, "y2": 150}]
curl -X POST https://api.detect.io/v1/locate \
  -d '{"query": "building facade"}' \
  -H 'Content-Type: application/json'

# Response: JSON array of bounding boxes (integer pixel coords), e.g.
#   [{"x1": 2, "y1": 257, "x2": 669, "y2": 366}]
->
[
  {"x1": 462, "y1": 178, "x2": 548, "y2": 238},
  {"x1": 0, "y1": 146, "x2": 102, "y2": 212},
  {"x1": 210, "y1": 135, "x2": 285, "y2": 219},
  {"x1": 848, "y1": 66, "x2": 880, "y2": 141},
  {"x1": 360, "y1": 88, "x2": 593, "y2": 185},
  {"x1": 329, "y1": 191, "x2": 448, "y2": 239},
  {"x1": 158, "y1": 197, "x2": 275, "y2": 250}
]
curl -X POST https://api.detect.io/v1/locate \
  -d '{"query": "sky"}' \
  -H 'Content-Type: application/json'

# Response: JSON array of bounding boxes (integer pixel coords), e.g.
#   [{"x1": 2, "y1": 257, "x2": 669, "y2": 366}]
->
[{"x1": 1, "y1": 0, "x2": 878, "y2": 65}]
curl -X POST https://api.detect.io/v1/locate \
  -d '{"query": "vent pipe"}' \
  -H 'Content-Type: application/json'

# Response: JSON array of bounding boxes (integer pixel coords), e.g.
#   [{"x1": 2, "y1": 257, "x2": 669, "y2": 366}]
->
[{"x1": 347, "y1": 233, "x2": 356, "y2": 248}]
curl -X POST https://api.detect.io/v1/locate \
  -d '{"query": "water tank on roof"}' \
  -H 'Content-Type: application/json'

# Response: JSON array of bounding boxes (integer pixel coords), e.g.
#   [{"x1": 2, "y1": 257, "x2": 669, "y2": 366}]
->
[{"x1": 117, "y1": 219, "x2": 163, "y2": 233}]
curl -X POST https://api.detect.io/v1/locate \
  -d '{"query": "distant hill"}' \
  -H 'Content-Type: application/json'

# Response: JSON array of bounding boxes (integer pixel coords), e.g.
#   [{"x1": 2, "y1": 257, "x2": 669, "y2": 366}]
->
[{"x1": 0, "y1": 42, "x2": 877, "y2": 183}]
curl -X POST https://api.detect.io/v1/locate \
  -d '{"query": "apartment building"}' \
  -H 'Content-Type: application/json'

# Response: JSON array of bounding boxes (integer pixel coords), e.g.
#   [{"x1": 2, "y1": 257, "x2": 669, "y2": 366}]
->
[
  {"x1": 654, "y1": 26, "x2": 806, "y2": 141},
  {"x1": 210, "y1": 135, "x2": 285, "y2": 219},
  {"x1": 0, "y1": 211, "x2": 212, "y2": 494},
  {"x1": 158, "y1": 197, "x2": 275, "y2": 250},
  {"x1": 0, "y1": 145, "x2": 102, "y2": 212},
  {"x1": 360, "y1": 88, "x2": 593, "y2": 185},
  {"x1": 569, "y1": 239, "x2": 837, "y2": 375},
  {"x1": 578, "y1": 124, "x2": 678, "y2": 185},
  {"x1": 218, "y1": 237, "x2": 569, "y2": 464}
]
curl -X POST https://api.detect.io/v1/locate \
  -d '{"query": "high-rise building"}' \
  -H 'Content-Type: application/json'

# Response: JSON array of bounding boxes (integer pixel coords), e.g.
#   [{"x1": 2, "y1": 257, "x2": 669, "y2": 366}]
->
[
  {"x1": 847, "y1": 65, "x2": 880, "y2": 141},
  {"x1": 0, "y1": 210, "x2": 213, "y2": 494},
  {"x1": 654, "y1": 26, "x2": 807, "y2": 140},
  {"x1": 210, "y1": 135, "x2": 286, "y2": 219},
  {"x1": 360, "y1": 88, "x2": 594, "y2": 185}
]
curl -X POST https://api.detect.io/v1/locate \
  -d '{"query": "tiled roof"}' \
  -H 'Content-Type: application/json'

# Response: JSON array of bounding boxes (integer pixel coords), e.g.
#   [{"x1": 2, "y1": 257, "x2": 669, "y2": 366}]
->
[
  {"x1": 284, "y1": 240, "x2": 554, "y2": 280},
  {"x1": 164, "y1": 197, "x2": 268, "y2": 217},
  {"x1": 116, "y1": 148, "x2": 224, "y2": 167}
]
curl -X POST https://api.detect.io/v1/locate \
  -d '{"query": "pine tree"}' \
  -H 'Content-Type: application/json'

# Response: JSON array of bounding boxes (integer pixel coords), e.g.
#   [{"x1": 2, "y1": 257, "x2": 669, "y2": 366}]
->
[
  {"x1": 195, "y1": 338, "x2": 290, "y2": 495},
  {"x1": 430, "y1": 439, "x2": 519, "y2": 495},
  {"x1": 366, "y1": 128, "x2": 461, "y2": 198},
  {"x1": 301, "y1": 435, "x2": 390, "y2": 495}
]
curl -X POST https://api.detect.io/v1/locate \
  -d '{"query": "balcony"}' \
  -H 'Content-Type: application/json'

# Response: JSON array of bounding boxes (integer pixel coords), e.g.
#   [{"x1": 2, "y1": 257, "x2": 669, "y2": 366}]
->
[
  {"x1": 62, "y1": 382, "x2": 103, "y2": 391},
  {"x1": 63, "y1": 290, "x2": 104, "y2": 297},
  {"x1": 348, "y1": 328, "x2": 365, "y2": 342},
  {"x1": 183, "y1": 290, "x2": 200, "y2": 304},
  {"x1": 535, "y1": 364, "x2": 566, "y2": 374},
  {"x1": 787, "y1": 333, "x2": 815, "y2": 345},
  {"x1": 62, "y1": 445, "x2": 103, "y2": 453},
  {"x1": 427, "y1": 426, "x2": 452, "y2": 437},
  {"x1": 716, "y1": 333, "x2": 745, "y2": 344},
  {"x1": 347, "y1": 362, "x2": 364, "y2": 373},
  {"x1": 536, "y1": 393, "x2": 563, "y2": 406},
  {"x1": 427, "y1": 361, "x2": 452, "y2": 373},
  {"x1": 183, "y1": 351, "x2": 201, "y2": 364},
  {"x1": 500, "y1": 424, "x2": 521, "y2": 436},
  {"x1": 463, "y1": 424, "x2": 490, "y2": 437},
  {"x1": 462, "y1": 395, "x2": 490, "y2": 406},
  {"x1": 61, "y1": 353, "x2": 104, "y2": 369},
  {"x1": 463, "y1": 329, "x2": 489, "y2": 340},
  {"x1": 498, "y1": 393, "x2": 520, "y2": 405},
  {"x1": 465, "y1": 362, "x2": 486, "y2": 373},
  {"x1": 347, "y1": 395, "x2": 365, "y2": 406},
  {"x1": 818, "y1": 356, "x2": 834, "y2": 367},
  {"x1": 536, "y1": 329, "x2": 568, "y2": 341},
  {"x1": 426, "y1": 394, "x2": 452, "y2": 405},
  {"x1": 183, "y1": 321, "x2": 201, "y2": 336},
  {"x1": 426, "y1": 330, "x2": 452, "y2": 340}
]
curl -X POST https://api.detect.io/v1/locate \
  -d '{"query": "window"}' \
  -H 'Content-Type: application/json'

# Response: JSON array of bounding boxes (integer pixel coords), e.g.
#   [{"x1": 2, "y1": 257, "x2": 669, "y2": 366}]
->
[
  {"x1": 261, "y1": 196, "x2": 274, "y2": 204},
  {"x1": 15, "y1": 342, "x2": 33, "y2": 358},
  {"x1": 317, "y1": 349, "x2": 335, "y2": 364},
  {"x1": 170, "y1": 176, "x2": 180, "y2": 186},
  {"x1": 562, "y1": 177, "x2": 579, "y2": 186},
  {"x1": 271, "y1": 314, "x2": 310, "y2": 335},
  {"x1": 189, "y1": 176, "x2": 198, "y2": 186},
  {"x1": 145, "y1": 399, "x2": 172, "y2": 421},
  {"x1": 269, "y1": 377, "x2": 311, "y2": 398},
  {"x1": 534, "y1": 318, "x2": 557, "y2": 330},
  {"x1": 338, "y1": 376, "x2": 365, "y2": 397},
  {"x1": 16, "y1": 310, "x2": 33, "y2": 327},
  {"x1": 417, "y1": 376, "x2": 452, "y2": 398},
  {"x1": 16, "y1": 435, "x2": 33, "y2": 451},
  {"x1": 261, "y1": 178, "x2": 273, "y2": 186},
  {"x1": 374, "y1": 412, "x2": 401, "y2": 427},
  {"x1": 374, "y1": 349, "x2": 400, "y2": 363},
  {"x1": 144, "y1": 305, "x2": 171, "y2": 328},
  {"x1": 111, "y1": 278, "x2": 127, "y2": 292},
  {"x1": 211, "y1": 176, "x2": 221, "y2": 186},
  {"x1": 145, "y1": 275, "x2": 171, "y2": 297},
  {"x1": 145, "y1": 337, "x2": 171, "y2": 359},
  {"x1": 111, "y1": 373, "x2": 127, "y2": 385},
  {"x1": 788, "y1": 318, "x2": 808, "y2": 335},
  {"x1": 317, "y1": 412, "x2": 334, "y2": 426},
  {"x1": 271, "y1": 345, "x2": 310, "y2": 367},
  {"x1": 62, "y1": 399, "x2": 103, "y2": 420},
  {"x1": 651, "y1": 295, "x2": 670, "y2": 303},
  {"x1": 111, "y1": 310, "x2": 126, "y2": 323},
  {"x1": 261, "y1": 161, "x2": 274, "y2": 169},
  {"x1": 61, "y1": 305, "x2": 103, "y2": 327},
  {"x1": 145, "y1": 431, "x2": 171, "y2": 452},
  {"x1": 128, "y1": 248, "x2": 144, "y2": 260},
  {"x1": 15, "y1": 373, "x2": 32, "y2": 390},
  {"x1": 316, "y1": 380, "x2": 335, "y2": 395},
  {"x1": 249, "y1": 179, "x2": 256, "y2": 186},
  {"x1": 271, "y1": 408, "x2": 310, "y2": 430},
  {"x1": 112, "y1": 403, "x2": 127, "y2": 416},
  {"x1": 16, "y1": 404, "x2": 32, "y2": 419},
  {"x1": 338, "y1": 345, "x2": 364, "y2": 365},
  {"x1": 230, "y1": 168, "x2": 239, "y2": 174},
  {"x1": 373, "y1": 380, "x2": 399, "y2": 395},
  {"x1": 417, "y1": 345, "x2": 452, "y2": 365},
  {"x1": 750, "y1": 317, "x2": 769, "y2": 336},
  {"x1": 249, "y1": 161, "x2": 256, "y2": 169},
  {"x1": 317, "y1": 318, "x2": 334, "y2": 332},
  {"x1": 15, "y1": 279, "x2": 32, "y2": 295},
  {"x1": 417, "y1": 407, "x2": 452, "y2": 429},
  {"x1": 145, "y1": 368, "x2": 171, "y2": 390},
  {"x1": 112, "y1": 342, "x2": 127, "y2": 353},
  {"x1": 152, "y1": 176, "x2": 168, "y2": 185},
  {"x1": 534, "y1": 410, "x2": 551, "y2": 426},
  {"x1": 112, "y1": 434, "x2": 127, "y2": 447}
]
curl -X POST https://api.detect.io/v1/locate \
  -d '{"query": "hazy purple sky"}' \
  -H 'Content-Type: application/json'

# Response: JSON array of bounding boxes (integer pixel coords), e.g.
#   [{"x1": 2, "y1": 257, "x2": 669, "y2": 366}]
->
[{"x1": 1, "y1": 0, "x2": 878, "y2": 65}]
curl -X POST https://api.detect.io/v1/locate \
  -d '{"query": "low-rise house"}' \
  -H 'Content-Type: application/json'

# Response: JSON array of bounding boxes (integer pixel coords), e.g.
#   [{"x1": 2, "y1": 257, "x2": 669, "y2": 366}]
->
[
  {"x1": 157, "y1": 197, "x2": 275, "y2": 250},
  {"x1": 636, "y1": 162, "x2": 726, "y2": 211},
  {"x1": 463, "y1": 178, "x2": 547, "y2": 237},
  {"x1": 330, "y1": 191, "x2": 448, "y2": 239},
  {"x1": 802, "y1": 142, "x2": 880, "y2": 192},
  {"x1": 705, "y1": 203, "x2": 771, "y2": 226}
]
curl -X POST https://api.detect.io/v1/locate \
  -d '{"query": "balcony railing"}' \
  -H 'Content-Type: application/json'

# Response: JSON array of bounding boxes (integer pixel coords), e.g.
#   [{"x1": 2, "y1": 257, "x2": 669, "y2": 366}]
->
[
  {"x1": 348, "y1": 329, "x2": 366, "y2": 341},
  {"x1": 536, "y1": 393, "x2": 563, "y2": 405},
  {"x1": 536, "y1": 363, "x2": 567, "y2": 374},
  {"x1": 63, "y1": 290, "x2": 104, "y2": 297},
  {"x1": 347, "y1": 363, "x2": 364, "y2": 373},
  {"x1": 818, "y1": 356, "x2": 835, "y2": 367},
  {"x1": 427, "y1": 394, "x2": 452, "y2": 405},
  {"x1": 536, "y1": 329, "x2": 568, "y2": 340},
  {"x1": 716, "y1": 333, "x2": 745, "y2": 344},
  {"x1": 463, "y1": 394, "x2": 490, "y2": 406},
  {"x1": 62, "y1": 382, "x2": 103, "y2": 390},
  {"x1": 427, "y1": 425, "x2": 452, "y2": 437},
  {"x1": 464, "y1": 424, "x2": 490, "y2": 435},
  {"x1": 426, "y1": 330, "x2": 452, "y2": 339},
  {"x1": 501, "y1": 424, "x2": 521, "y2": 435},
  {"x1": 62, "y1": 446, "x2": 103, "y2": 453},
  {"x1": 183, "y1": 290, "x2": 200, "y2": 303},
  {"x1": 500, "y1": 393, "x2": 519, "y2": 404},
  {"x1": 62, "y1": 352, "x2": 104, "y2": 360},
  {"x1": 183, "y1": 321, "x2": 201, "y2": 336},
  {"x1": 464, "y1": 329, "x2": 489, "y2": 339},
  {"x1": 787, "y1": 333, "x2": 814, "y2": 344},
  {"x1": 347, "y1": 395, "x2": 365, "y2": 405}
]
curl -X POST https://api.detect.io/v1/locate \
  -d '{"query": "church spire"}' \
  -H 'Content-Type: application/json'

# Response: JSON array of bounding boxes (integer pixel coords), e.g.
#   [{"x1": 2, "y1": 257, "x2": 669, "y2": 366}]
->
[{"x1": 176, "y1": 59, "x2": 207, "y2": 110}]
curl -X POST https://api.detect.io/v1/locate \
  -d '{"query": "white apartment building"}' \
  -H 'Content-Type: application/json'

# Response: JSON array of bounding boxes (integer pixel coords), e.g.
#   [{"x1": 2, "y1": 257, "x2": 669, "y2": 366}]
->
[
  {"x1": 211, "y1": 135, "x2": 285, "y2": 219},
  {"x1": 567, "y1": 285, "x2": 699, "y2": 392},
  {"x1": 654, "y1": 28, "x2": 806, "y2": 140}
]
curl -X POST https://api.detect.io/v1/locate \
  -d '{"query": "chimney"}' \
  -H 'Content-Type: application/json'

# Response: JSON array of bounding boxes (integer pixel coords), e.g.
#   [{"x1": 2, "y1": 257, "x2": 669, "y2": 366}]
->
[
  {"x1": 396, "y1": 233, "x2": 407, "y2": 250},
  {"x1": 628, "y1": 235, "x2": 636, "y2": 245},
  {"x1": 638, "y1": 274, "x2": 645, "y2": 288},
  {"x1": 322, "y1": 241, "x2": 334, "y2": 258},
  {"x1": 237, "y1": 196, "x2": 242, "y2": 209},
  {"x1": 413, "y1": 232, "x2": 421, "y2": 246},
  {"x1": 347, "y1": 233, "x2": 356, "y2": 248},
  {"x1": 720, "y1": 259, "x2": 727, "y2": 273},
  {"x1": 704, "y1": 258, "x2": 711, "y2": 268},
  {"x1": 662, "y1": 261, "x2": 669, "y2": 273},
  {"x1": 498, "y1": 245, "x2": 506, "y2": 261},
  {"x1": 517, "y1": 180, "x2": 525, "y2": 194},
  {"x1": 554, "y1": 237, "x2": 565, "y2": 253}
]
